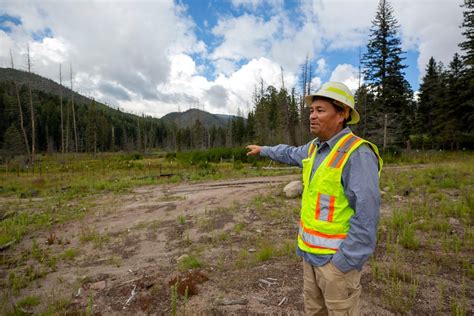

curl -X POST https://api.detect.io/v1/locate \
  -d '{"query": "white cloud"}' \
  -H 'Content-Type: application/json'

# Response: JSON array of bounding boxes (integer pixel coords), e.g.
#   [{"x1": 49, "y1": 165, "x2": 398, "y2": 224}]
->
[
  {"x1": 1, "y1": 0, "x2": 202, "y2": 101},
  {"x1": 392, "y1": 0, "x2": 463, "y2": 78},
  {"x1": 154, "y1": 56, "x2": 296, "y2": 117},
  {"x1": 311, "y1": 0, "x2": 377, "y2": 50},
  {"x1": 310, "y1": 0, "x2": 463, "y2": 78},
  {"x1": 211, "y1": 14, "x2": 280, "y2": 61},
  {"x1": 0, "y1": 0, "x2": 465, "y2": 120},
  {"x1": 316, "y1": 58, "x2": 328, "y2": 76},
  {"x1": 329, "y1": 64, "x2": 360, "y2": 92}
]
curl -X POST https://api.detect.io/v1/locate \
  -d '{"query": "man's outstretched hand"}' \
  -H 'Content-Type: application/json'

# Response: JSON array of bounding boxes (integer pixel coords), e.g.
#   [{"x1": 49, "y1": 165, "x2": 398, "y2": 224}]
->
[{"x1": 246, "y1": 145, "x2": 262, "y2": 156}]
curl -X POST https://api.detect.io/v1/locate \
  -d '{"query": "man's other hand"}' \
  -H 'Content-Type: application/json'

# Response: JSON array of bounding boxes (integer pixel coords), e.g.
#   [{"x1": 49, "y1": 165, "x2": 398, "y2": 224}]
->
[{"x1": 246, "y1": 145, "x2": 262, "y2": 156}]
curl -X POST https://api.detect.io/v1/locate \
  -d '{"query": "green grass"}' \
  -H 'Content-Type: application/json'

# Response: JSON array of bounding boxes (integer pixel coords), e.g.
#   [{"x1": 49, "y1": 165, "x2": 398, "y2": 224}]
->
[
  {"x1": 178, "y1": 255, "x2": 203, "y2": 271},
  {"x1": 79, "y1": 227, "x2": 110, "y2": 248},
  {"x1": 233, "y1": 222, "x2": 245, "y2": 233},
  {"x1": 1, "y1": 150, "x2": 473, "y2": 314},
  {"x1": 16, "y1": 295, "x2": 41, "y2": 308},
  {"x1": 254, "y1": 244, "x2": 274, "y2": 262},
  {"x1": 60, "y1": 248, "x2": 79, "y2": 261},
  {"x1": 0, "y1": 151, "x2": 298, "y2": 247},
  {"x1": 373, "y1": 152, "x2": 474, "y2": 314}
]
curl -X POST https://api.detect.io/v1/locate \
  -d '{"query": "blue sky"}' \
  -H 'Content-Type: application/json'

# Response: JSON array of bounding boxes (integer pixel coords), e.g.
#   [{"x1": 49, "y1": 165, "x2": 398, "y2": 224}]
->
[{"x1": 0, "y1": 0, "x2": 465, "y2": 117}]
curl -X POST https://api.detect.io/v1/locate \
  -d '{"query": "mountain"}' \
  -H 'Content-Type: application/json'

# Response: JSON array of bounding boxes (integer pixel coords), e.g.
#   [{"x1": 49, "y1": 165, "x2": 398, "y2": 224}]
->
[
  {"x1": 0, "y1": 67, "x2": 243, "y2": 130},
  {"x1": 0, "y1": 67, "x2": 252, "y2": 154},
  {"x1": 161, "y1": 108, "x2": 241, "y2": 129},
  {"x1": 0, "y1": 67, "x2": 141, "y2": 121}
]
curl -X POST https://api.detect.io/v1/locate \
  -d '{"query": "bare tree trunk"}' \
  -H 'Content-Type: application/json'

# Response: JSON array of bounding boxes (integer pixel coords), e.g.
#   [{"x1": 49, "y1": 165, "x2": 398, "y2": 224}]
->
[
  {"x1": 11, "y1": 49, "x2": 31, "y2": 157},
  {"x1": 111, "y1": 125, "x2": 115, "y2": 152},
  {"x1": 10, "y1": 48, "x2": 15, "y2": 69},
  {"x1": 66, "y1": 104, "x2": 70, "y2": 151},
  {"x1": 27, "y1": 44, "x2": 35, "y2": 164},
  {"x1": 59, "y1": 63, "x2": 65, "y2": 156},
  {"x1": 307, "y1": 60, "x2": 312, "y2": 95},
  {"x1": 28, "y1": 84, "x2": 35, "y2": 163},
  {"x1": 70, "y1": 64, "x2": 78, "y2": 153},
  {"x1": 14, "y1": 82, "x2": 31, "y2": 157}
]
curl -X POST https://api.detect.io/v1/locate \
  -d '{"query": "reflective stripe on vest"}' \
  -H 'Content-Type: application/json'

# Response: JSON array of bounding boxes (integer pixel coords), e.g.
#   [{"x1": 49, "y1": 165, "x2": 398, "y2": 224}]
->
[
  {"x1": 308, "y1": 142, "x2": 316, "y2": 158},
  {"x1": 315, "y1": 193, "x2": 336, "y2": 221},
  {"x1": 299, "y1": 220, "x2": 346, "y2": 250},
  {"x1": 327, "y1": 133, "x2": 363, "y2": 168}
]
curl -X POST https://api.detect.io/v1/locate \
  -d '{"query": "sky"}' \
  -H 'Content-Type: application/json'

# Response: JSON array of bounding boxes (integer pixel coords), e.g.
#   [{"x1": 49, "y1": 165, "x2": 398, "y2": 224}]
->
[{"x1": 0, "y1": 0, "x2": 466, "y2": 118}]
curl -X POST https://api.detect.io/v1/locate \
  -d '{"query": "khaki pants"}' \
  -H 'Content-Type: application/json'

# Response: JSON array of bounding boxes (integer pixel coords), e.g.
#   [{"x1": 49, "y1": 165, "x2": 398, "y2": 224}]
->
[{"x1": 303, "y1": 260, "x2": 361, "y2": 316}]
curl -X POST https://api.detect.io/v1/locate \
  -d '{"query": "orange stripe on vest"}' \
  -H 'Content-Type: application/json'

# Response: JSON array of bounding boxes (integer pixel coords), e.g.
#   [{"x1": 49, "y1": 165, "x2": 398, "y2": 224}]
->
[{"x1": 300, "y1": 220, "x2": 347, "y2": 239}]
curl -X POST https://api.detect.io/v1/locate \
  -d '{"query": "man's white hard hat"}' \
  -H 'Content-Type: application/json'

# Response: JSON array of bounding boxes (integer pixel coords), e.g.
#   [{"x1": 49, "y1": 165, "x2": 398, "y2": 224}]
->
[{"x1": 304, "y1": 81, "x2": 360, "y2": 125}]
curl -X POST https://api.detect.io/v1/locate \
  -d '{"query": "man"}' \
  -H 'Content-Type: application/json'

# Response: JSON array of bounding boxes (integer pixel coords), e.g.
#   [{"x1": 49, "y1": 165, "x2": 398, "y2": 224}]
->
[{"x1": 246, "y1": 82, "x2": 382, "y2": 315}]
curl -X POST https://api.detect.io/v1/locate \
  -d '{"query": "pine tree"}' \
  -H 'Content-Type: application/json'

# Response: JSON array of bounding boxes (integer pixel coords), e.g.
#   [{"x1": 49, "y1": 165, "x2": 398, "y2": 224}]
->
[
  {"x1": 460, "y1": 0, "x2": 474, "y2": 69},
  {"x1": 459, "y1": 0, "x2": 474, "y2": 147},
  {"x1": 416, "y1": 57, "x2": 442, "y2": 148},
  {"x1": 2, "y1": 124, "x2": 25, "y2": 157},
  {"x1": 362, "y1": 0, "x2": 413, "y2": 148}
]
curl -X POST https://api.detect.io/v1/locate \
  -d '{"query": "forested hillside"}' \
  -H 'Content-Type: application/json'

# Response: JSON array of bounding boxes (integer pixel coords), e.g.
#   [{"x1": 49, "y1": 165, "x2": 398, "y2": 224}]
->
[{"x1": 0, "y1": 68, "x2": 247, "y2": 161}]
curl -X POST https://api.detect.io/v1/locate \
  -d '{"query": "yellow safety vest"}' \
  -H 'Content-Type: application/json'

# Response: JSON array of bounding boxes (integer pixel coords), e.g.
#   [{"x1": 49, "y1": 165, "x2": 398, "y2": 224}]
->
[{"x1": 298, "y1": 133, "x2": 382, "y2": 255}]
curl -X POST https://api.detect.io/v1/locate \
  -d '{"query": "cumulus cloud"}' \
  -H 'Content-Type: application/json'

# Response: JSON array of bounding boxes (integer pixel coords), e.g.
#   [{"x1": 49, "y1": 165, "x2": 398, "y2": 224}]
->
[
  {"x1": 1, "y1": 1, "x2": 203, "y2": 101},
  {"x1": 211, "y1": 14, "x2": 280, "y2": 61},
  {"x1": 310, "y1": 0, "x2": 463, "y2": 77},
  {"x1": 392, "y1": 0, "x2": 463, "y2": 78},
  {"x1": 205, "y1": 85, "x2": 229, "y2": 109},
  {"x1": 0, "y1": 0, "x2": 465, "y2": 119},
  {"x1": 316, "y1": 58, "x2": 328, "y2": 76},
  {"x1": 329, "y1": 64, "x2": 360, "y2": 92}
]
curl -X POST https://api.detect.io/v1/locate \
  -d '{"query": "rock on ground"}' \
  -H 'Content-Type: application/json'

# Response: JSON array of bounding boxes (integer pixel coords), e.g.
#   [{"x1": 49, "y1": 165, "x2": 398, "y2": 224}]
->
[{"x1": 283, "y1": 180, "x2": 302, "y2": 198}]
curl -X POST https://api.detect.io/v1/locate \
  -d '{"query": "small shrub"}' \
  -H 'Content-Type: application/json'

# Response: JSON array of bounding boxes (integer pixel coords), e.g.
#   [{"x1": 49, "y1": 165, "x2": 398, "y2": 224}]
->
[
  {"x1": 399, "y1": 226, "x2": 420, "y2": 250},
  {"x1": 61, "y1": 248, "x2": 79, "y2": 261},
  {"x1": 233, "y1": 222, "x2": 245, "y2": 233},
  {"x1": 17, "y1": 295, "x2": 41, "y2": 308},
  {"x1": 254, "y1": 244, "x2": 274, "y2": 262},
  {"x1": 179, "y1": 255, "x2": 202, "y2": 271},
  {"x1": 177, "y1": 215, "x2": 186, "y2": 225}
]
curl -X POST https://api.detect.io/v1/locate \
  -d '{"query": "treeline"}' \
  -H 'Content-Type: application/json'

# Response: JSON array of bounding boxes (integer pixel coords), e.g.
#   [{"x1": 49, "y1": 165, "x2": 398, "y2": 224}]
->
[{"x1": 1, "y1": 0, "x2": 473, "y2": 162}]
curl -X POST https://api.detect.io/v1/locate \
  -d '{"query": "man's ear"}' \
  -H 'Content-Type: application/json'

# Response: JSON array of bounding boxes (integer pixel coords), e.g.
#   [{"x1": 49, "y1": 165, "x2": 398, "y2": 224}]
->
[
  {"x1": 337, "y1": 107, "x2": 349, "y2": 123},
  {"x1": 342, "y1": 107, "x2": 350, "y2": 120}
]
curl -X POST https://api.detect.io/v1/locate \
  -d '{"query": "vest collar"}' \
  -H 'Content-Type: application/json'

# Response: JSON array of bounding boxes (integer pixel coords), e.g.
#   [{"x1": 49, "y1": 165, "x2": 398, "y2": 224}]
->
[{"x1": 315, "y1": 127, "x2": 353, "y2": 150}]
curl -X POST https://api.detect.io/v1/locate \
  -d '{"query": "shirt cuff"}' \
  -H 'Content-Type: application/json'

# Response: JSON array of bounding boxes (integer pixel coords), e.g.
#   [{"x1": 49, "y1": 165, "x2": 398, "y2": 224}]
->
[
  {"x1": 331, "y1": 251, "x2": 354, "y2": 273},
  {"x1": 260, "y1": 146, "x2": 270, "y2": 157}
]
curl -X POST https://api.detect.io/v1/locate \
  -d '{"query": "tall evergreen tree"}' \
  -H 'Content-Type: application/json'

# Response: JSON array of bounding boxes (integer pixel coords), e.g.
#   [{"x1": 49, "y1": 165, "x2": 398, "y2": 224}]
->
[
  {"x1": 460, "y1": 0, "x2": 474, "y2": 69},
  {"x1": 459, "y1": 0, "x2": 474, "y2": 147},
  {"x1": 362, "y1": 0, "x2": 413, "y2": 148},
  {"x1": 416, "y1": 57, "x2": 441, "y2": 148}
]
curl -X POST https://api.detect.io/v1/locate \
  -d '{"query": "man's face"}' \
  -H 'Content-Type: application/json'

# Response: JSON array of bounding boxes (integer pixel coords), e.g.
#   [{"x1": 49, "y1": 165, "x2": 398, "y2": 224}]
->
[{"x1": 309, "y1": 99, "x2": 345, "y2": 141}]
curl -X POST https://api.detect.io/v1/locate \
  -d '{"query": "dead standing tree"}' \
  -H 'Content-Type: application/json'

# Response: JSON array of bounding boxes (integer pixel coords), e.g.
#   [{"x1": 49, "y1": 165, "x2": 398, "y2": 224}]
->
[
  {"x1": 27, "y1": 44, "x2": 36, "y2": 165},
  {"x1": 59, "y1": 63, "x2": 65, "y2": 156},
  {"x1": 70, "y1": 64, "x2": 78, "y2": 153},
  {"x1": 10, "y1": 49, "x2": 31, "y2": 158}
]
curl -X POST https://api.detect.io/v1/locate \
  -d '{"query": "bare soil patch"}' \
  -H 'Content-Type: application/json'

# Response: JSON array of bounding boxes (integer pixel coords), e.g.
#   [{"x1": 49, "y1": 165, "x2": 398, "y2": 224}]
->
[{"x1": 2, "y1": 169, "x2": 472, "y2": 315}]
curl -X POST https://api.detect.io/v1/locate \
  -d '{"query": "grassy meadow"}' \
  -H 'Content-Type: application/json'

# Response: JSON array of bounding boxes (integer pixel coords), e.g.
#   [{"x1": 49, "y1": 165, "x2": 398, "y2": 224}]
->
[
  {"x1": 0, "y1": 149, "x2": 291, "y2": 247},
  {"x1": 0, "y1": 149, "x2": 472, "y2": 314}
]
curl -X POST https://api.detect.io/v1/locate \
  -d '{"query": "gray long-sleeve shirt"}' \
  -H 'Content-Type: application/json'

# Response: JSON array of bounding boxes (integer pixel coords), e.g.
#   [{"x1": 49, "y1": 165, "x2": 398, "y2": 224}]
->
[{"x1": 261, "y1": 127, "x2": 380, "y2": 273}]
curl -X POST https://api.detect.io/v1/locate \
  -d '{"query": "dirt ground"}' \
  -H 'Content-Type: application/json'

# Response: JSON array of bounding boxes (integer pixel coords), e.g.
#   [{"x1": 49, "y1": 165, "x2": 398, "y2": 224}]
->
[{"x1": 1, "y1": 174, "x2": 403, "y2": 315}]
